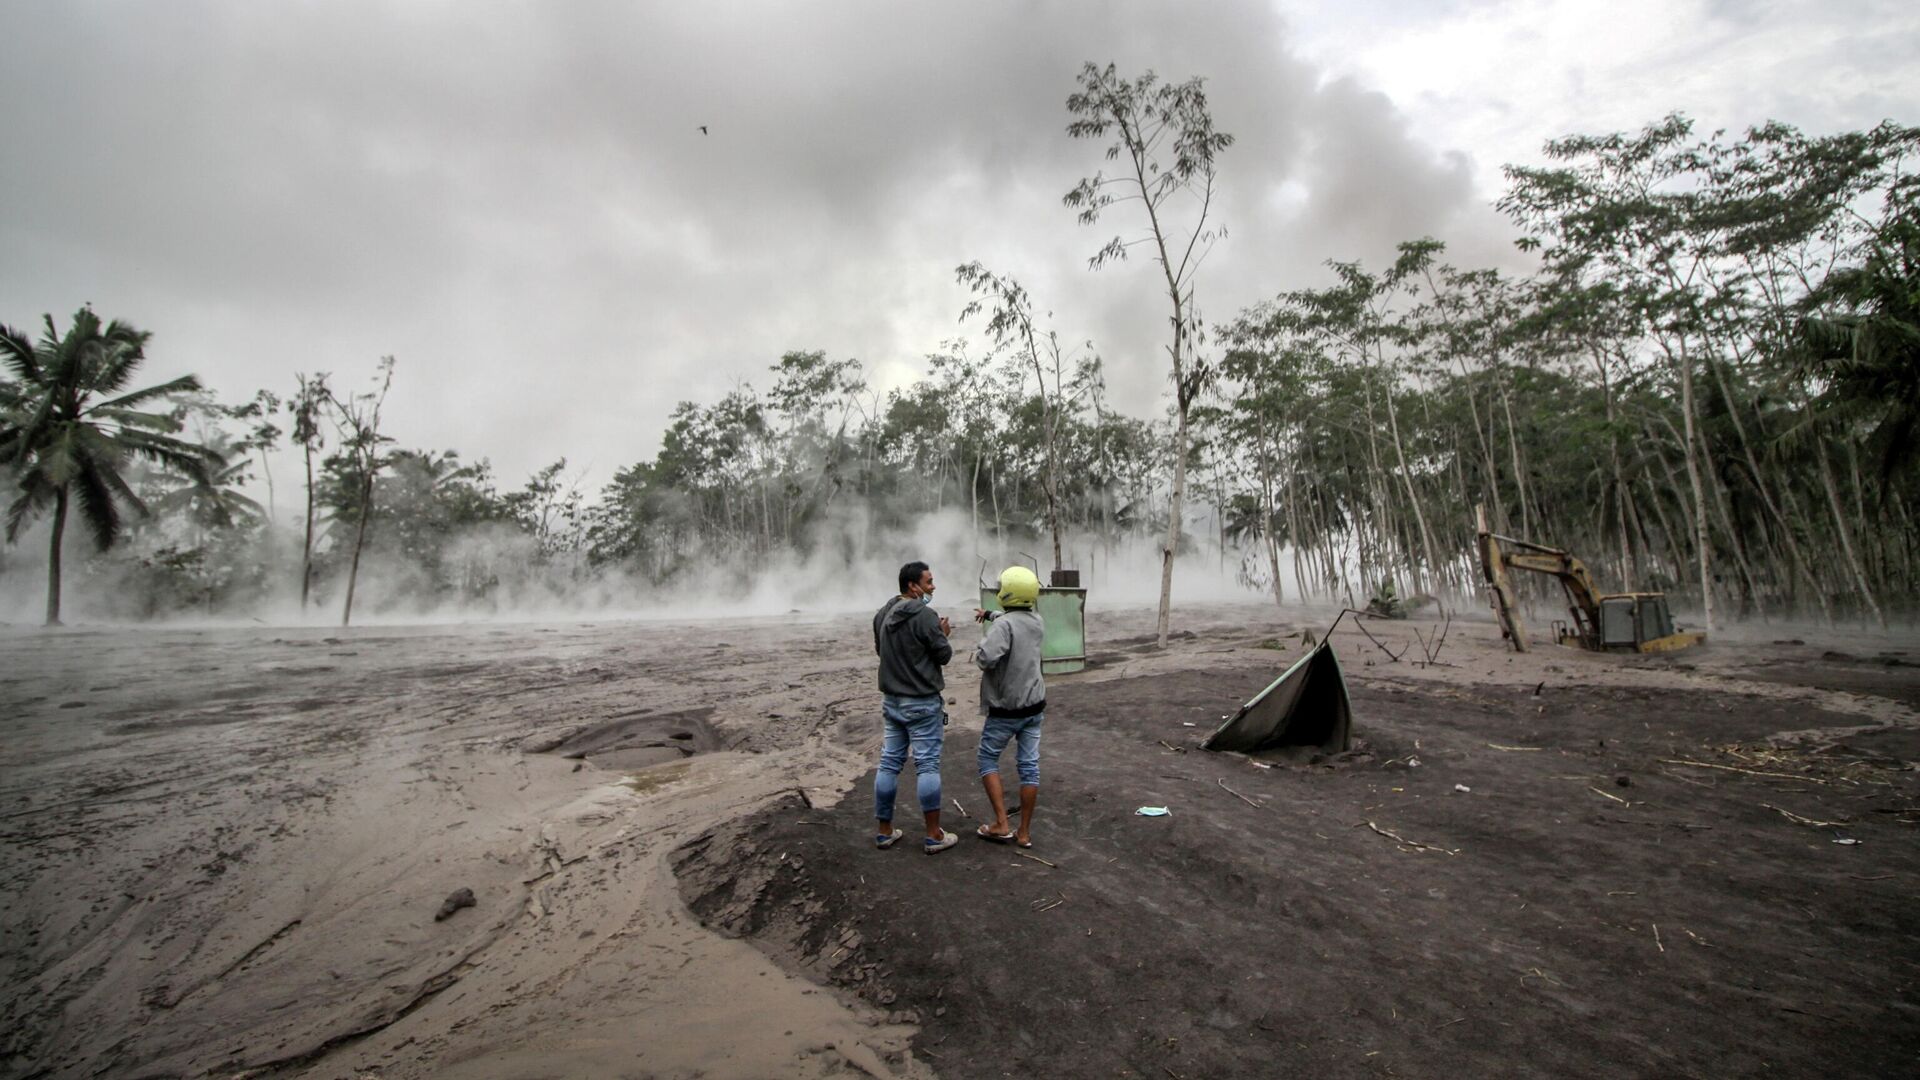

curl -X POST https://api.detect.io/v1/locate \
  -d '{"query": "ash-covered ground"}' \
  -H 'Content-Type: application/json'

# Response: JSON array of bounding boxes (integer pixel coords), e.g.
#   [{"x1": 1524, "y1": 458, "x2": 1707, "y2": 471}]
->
[{"x1": 3, "y1": 604, "x2": 1917, "y2": 1079}]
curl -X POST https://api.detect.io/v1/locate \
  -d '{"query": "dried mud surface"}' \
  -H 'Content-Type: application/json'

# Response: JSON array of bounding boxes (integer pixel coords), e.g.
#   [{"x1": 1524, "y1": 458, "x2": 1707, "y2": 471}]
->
[
  {"x1": 675, "y1": 612, "x2": 1920, "y2": 1080},
  {"x1": 3, "y1": 604, "x2": 1917, "y2": 1079}
]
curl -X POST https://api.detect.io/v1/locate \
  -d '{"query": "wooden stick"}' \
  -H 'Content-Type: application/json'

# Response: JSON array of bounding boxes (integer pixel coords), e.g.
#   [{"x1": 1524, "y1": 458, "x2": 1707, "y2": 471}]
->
[
  {"x1": 1158, "y1": 739, "x2": 1187, "y2": 753},
  {"x1": 1761, "y1": 803, "x2": 1848, "y2": 828},
  {"x1": 1588, "y1": 786, "x2": 1630, "y2": 806},
  {"x1": 1014, "y1": 850, "x2": 1058, "y2": 868},
  {"x1": 1597, "y1": 815, "x2": 1712, "y2": 830},
  {"x1": 1361, "y1": 820, "x2": 1459, "y2": 855},
  {"x1": 1660, "y1": 759, "x2": 1829, "y2": 784},
  {"x1": 1652, "y1": 923, "x2": 1664, "y2": 953},
  {"x1": 1218, "y1": 778, "x2": 1263, "y2": 809},
  {"x1": 952, "y1": 798, "x2": 971, "y2": 819},
  {"x1": 1487, "y1": 743, "x2": 1543, "y2": 751}
]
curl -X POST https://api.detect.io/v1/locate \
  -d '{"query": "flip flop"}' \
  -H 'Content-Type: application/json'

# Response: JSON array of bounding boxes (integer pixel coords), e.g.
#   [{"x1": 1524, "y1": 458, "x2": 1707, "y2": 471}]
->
[
  {"x1": 1015, "y1": 837, "x2": 1034, "y2": 849},
  {"x1": 977, "y1": 823, "x2": 1015, "y2": 843}
]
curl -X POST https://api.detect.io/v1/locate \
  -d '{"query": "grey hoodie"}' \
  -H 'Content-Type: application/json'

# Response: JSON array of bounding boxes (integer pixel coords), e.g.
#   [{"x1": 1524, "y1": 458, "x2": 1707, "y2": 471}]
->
[
  {"x1": 874, "y1": 595, "x2": 952, "y2": 697},
  {"x1": 975, "y1": 608, "x2": 1045, "y2": 718}
]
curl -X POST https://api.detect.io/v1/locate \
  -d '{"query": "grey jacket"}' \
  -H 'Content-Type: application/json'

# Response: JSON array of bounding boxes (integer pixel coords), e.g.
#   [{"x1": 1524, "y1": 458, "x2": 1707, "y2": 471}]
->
[
  {"x1": 874, "y1": 595, "x2": 952, "y2": 697},
  {"x1": 975, "y1": 609, "x2": 1045, "y2": 718}
]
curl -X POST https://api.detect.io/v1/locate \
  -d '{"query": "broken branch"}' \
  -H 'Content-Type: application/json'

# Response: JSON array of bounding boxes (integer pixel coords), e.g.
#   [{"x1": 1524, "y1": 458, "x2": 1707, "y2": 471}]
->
[
  {"x1": 1217, "y1": 778, "x2": 1263, "y2": 809},
  {"x1": 1761, "y1": 803, "x2": 1848, "y2": 828},
  {"x1": 1360, "y1": 820, "x2": 1459, "y2": 855},
  {"x1": 1660, "y1": 759, "x2": 1829, "y2": 784}
]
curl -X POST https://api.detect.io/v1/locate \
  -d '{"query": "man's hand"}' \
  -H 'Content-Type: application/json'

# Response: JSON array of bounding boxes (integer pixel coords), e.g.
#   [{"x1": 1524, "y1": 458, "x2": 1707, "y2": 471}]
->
[
  {"x1": 972, "y1": 608, "x2": 987, "y2": 623},
  {"x1": 938, "y1": 615, "x2": 953, "y2": 637}
]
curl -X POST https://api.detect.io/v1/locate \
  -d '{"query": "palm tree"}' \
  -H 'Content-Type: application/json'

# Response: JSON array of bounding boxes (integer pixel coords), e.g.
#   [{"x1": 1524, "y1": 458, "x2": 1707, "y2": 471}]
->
[
  {"x1": 1797, "y1": 196, "x2": 1920, "y2": 483},
  {"x1": 0, "y1": 306, "x2": 221, "y2": 624},
  {"x1": 150, "y1": 447, "x2": 265, "y2": 542}
]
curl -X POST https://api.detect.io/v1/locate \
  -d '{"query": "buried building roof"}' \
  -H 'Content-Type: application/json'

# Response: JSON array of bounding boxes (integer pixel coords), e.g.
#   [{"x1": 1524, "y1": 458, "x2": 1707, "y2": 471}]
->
[{"x1": 1202, "y1": 641, "x2": 1352, "y2": 755}]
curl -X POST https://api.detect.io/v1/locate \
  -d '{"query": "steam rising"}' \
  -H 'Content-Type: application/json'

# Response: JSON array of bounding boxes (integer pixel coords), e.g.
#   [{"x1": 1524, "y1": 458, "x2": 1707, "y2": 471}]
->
[{"x1": 0, "y1": 504, "x2": 1262, "y2": 627}]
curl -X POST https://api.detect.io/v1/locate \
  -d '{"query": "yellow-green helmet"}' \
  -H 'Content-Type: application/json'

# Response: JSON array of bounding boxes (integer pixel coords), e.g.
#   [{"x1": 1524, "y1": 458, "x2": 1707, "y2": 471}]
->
[{"x1": 997, "y1": 566, "x2": 1040, "y2": 610}]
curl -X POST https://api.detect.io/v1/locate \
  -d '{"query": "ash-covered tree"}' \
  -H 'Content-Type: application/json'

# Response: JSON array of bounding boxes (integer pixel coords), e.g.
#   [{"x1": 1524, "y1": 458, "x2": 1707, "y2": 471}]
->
[
  {"x1": 956, "y1": 261, "x2": 1074, "y2": 572},
  {"x1": 1065, "y1": 61, "x2": 1233, "y2": 646},
  {"x1": 323, "y1": 357, "x2": 394, "y2": 626},
  {"x1": 289, "y1": 373, "x2": 329, "y2": 610},
  {"x1": 0, "y1": 307, "x2": 221, "y2": 625}
]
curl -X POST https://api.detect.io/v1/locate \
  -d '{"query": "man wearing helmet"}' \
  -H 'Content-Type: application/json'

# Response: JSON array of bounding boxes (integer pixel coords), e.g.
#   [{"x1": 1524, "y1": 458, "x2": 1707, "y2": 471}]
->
[
  {"x1": 873, "y1": 560, "x2": 960, "y2": 854},
  {"x1": 972, "y1": 566, "x2": 1046, "y2": 848}
]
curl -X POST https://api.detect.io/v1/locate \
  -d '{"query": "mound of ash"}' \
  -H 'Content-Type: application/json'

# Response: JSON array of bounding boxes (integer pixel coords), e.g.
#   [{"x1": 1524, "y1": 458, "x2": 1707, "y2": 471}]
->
[
  {"x1": 527, "y1": 707, "x2": 720, "y2": 770},
  {"x1": 674, "y1": 795, "x2": 921, "y2": 1018}
]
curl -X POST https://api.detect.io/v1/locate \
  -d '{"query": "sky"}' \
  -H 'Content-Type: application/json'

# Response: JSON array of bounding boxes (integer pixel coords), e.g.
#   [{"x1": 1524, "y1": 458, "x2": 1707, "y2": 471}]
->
[{"x1": 4, "y1": 0, "x2": 1917, "y2": 506}]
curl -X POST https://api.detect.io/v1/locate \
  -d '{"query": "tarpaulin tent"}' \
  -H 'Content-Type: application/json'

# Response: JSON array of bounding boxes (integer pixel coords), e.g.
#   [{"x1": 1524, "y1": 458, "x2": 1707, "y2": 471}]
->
[{"x1": 1202, "y1": 641, "x2": 1352, "y2": 754}]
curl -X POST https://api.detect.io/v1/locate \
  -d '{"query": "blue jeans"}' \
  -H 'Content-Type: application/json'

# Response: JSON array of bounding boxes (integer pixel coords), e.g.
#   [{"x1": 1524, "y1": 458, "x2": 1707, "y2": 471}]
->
[
  {"x1": 874, "y1": 694, "x2": 946, "y2": 822},
  {"x1": 977, "y1": 712, "x2": 1043, "y2": 787}
]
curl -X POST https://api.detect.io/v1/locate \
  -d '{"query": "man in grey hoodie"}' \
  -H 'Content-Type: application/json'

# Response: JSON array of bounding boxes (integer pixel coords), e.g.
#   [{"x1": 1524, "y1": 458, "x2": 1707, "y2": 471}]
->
[{"x1": 872, "y1": 560, "x2": 959, "y2": 853}]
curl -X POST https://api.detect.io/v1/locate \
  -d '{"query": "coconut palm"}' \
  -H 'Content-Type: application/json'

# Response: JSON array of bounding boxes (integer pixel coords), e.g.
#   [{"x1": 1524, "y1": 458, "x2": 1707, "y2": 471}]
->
[
  {"x1": 0, "y1": 306, "x2": 221, "y2": 624},
  {"x1": 1797, "y1": 194, "x2": 1920, "y2": 484},
  {"x1": 150, "y1": 448, "x2": 265, "y2": 541}
]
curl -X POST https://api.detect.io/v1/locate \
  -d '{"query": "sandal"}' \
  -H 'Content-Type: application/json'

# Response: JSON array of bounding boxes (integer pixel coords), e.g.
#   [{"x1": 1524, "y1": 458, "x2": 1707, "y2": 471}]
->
[
  {"x1": 1015, "y1": 836, "x2": 1034, "y2": 849},
  {"x1": 977, "y1": 823, "x2": 1015, "y2": 843}
]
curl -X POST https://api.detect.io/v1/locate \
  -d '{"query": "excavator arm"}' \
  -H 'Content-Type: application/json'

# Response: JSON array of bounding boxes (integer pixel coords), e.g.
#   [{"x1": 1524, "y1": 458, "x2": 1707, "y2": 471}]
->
[{"x1": 1475, "y1": 506, "x2": 1605, "y2": 652}]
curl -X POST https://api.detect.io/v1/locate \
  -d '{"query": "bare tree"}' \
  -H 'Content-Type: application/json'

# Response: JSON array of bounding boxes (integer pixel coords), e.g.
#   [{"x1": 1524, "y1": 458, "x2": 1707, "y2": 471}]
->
[
  {"x1": 289, "y1": 373, "x2": 329, "y2": 611},
  {"x1": 956, "y1": 261, "x2": 1072, "y2": 572},
  {"x1": 323, "y1": 358, "x2": 394, "y2": 627},
  {"x1": 1065, "y1": 62, "x2": 1233, "y2": 646}
]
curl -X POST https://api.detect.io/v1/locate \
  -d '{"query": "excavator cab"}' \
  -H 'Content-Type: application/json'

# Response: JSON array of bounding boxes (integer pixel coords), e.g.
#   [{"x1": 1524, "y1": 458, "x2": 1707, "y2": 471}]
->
[{"x1": 1575, "y1": 594, "x2": 1684, "y2": 651}]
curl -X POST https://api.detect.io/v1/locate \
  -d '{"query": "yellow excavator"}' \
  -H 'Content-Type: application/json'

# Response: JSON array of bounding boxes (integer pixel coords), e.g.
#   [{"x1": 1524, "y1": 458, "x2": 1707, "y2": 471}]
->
[{"x1": 1475, "y1": 505, "x2": 1705, "y2": 654}]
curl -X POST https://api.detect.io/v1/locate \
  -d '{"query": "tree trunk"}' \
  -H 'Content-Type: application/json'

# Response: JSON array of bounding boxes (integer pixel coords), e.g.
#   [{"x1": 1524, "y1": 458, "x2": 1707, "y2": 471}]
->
[
  {"x1": 1022, "y1": 329, "x2": 1066, "y2": 573},
  {"x1": 1690, "y1": 419, "x2": 1763, "y2": 619},
  {"x1": 44, "y1": 487, "x2": 68, "y2": 626},
  {"x1": 1815, "y1": 437, "x2": 1885, "y2": 627},
  {"x1": 989, "y1": 456, "x2": 1003, "y2": 543},
  {"x1": 1707, "y1": 352, "x2": 1821, "y2": 618},
  {"x1": 300, "y1": 439, "x2": 317, "y2": 611},
  {"x1": 1257, "y1": 412, "x2": 1284, "y2": 607},
  {"x1": 1157, "y1": 402, "x2": 1189, "y2": 647},
  {"x1": 257, "y1": 449, "x2": 276, "y2": 525},
  {"x1": 1499, "y1": 385, "x2": 1534, "y2": 541},
  {"x1": 1640, "y1": 454, "x2": 1692, "y2": 589},
  {"x1": 341, "y1": 471, "x2": 374, "y2": 627},
  {"x1": 1381, "y1": 364, "x2": 1439, "y2": 593},
  {"x1": 1671, "y1": 339, "x2": 1716, "y2": 633},
  {"x1": 969, "y1": 452, "x2": 982, "y2": 547}
]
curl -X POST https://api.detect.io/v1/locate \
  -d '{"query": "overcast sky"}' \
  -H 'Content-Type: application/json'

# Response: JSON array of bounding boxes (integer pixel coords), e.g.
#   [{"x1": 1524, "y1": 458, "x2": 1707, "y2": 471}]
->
[{"x1": 4, "y1": 0, "x2": 1916, "y2": 500}]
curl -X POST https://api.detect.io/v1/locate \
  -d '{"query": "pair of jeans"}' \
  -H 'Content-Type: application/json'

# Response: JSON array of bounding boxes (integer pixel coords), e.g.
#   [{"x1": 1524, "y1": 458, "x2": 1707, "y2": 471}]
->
[
  {"x1": 874, "y1": 694, "x2": 946, "y2": 822},
  {"x1": 977, "y1": 711, "x2": 1043, "y2": 787}
]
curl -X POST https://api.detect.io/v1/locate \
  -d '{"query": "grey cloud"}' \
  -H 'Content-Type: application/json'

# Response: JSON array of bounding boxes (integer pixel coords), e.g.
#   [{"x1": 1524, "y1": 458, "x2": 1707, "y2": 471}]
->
[{"x1": 1, "y1": 1, "x2": 1508, "y2": 485}]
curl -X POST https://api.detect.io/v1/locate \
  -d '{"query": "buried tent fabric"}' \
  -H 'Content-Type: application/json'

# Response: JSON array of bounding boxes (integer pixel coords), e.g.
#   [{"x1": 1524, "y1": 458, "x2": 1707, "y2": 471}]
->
[{"x1": 1201, "y1": 642, "x2": 1352, "y2": 754}]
